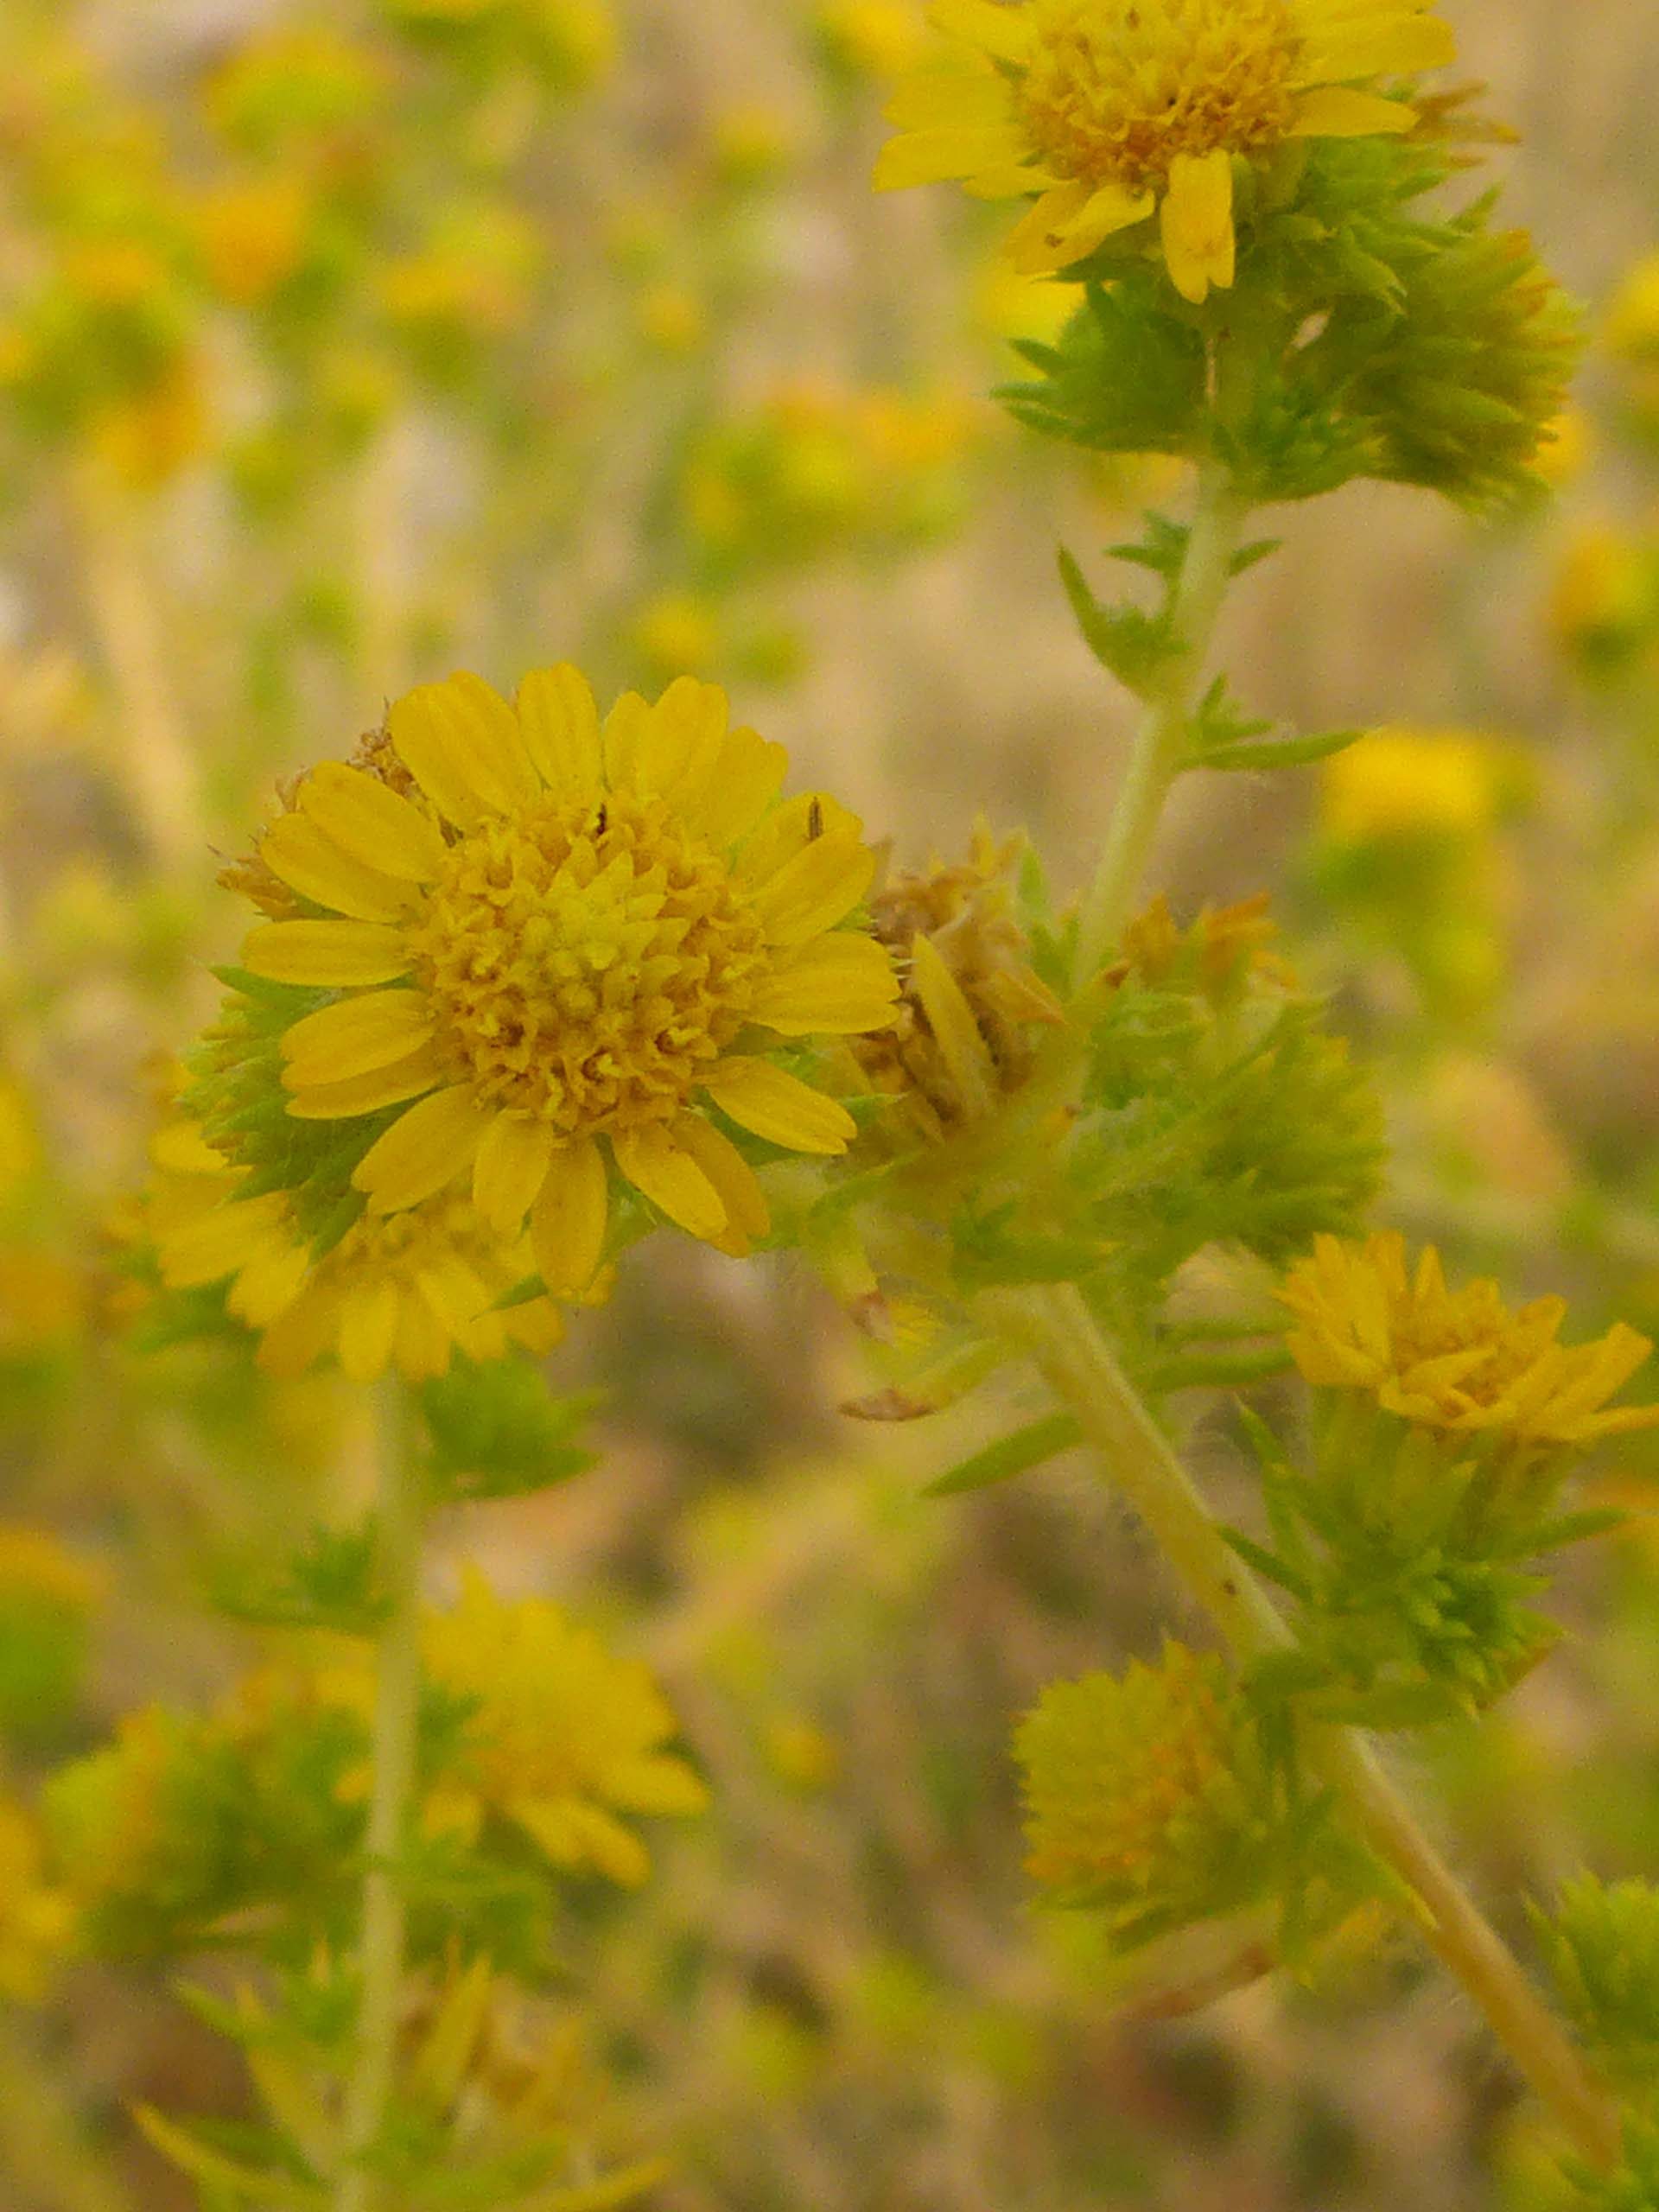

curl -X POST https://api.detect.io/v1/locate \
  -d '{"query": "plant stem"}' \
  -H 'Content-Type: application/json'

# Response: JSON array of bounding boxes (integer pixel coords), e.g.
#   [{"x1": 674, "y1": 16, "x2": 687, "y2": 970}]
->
[
  {"x1": 73, "y1": 467, "x2": 204, "y2": 871},
  {"x1": 980, "y1": 1281, "x2": 1624, "y2": 2171},
  {"x1": 1072, "y1": 462, "x2": 1250, "y2": 982},
  {"x1": 336, "y1": 1385, "x2": 427, "y2": 2212}
]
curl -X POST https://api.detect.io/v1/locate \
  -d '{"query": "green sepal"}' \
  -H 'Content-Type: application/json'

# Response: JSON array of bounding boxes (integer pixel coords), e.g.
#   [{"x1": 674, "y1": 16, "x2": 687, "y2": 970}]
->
[
  {"x1": 997, "y1": 277, "x2": 1206, "y2": 456},
  {"x1": 420, "y1": 1359, "x2": 599, "y2": 1503}
]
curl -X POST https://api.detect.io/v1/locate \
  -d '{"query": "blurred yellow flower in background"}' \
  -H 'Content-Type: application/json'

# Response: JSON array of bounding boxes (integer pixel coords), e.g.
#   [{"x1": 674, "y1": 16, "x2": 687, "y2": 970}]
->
[
  {"x1": 1547, "y1": 520, "x2": 1656, "y2": 667},
  {"x1": 150, "y1": 1117, "x2": 567, "y2": 1384},
  {"x1": 238, "y1": 669, "x2": 896, "y2": 1288},
  {"x1": 875, "y1": 0, "x2": 1453, "y2": 299},
  {"x1": 1281, "y1": 1233, "x2": 1659, "y2": 1448},
  {"x1": 1321, "y1": 728, "x2": 1520, "y2": 845},
  {"x1": 1605, "y1": 251, "x2": 1659, "y2": 364},
  {"x1": 423, "y1": 1569, "x2": 709, "y2": 1885}
]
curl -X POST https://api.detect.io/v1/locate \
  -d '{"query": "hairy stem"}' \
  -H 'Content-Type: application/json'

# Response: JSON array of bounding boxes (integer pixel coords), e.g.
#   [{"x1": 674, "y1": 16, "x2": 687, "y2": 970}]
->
[
  {"x1": 336, "y1": 1387, "x2": 427, "y2": 2212},
  {"x1": 980, "y1": 1281, "x2": 1624, "y2": 2171},
  {"x1": 1073, "y1": 462, "x2": 1250, "y2": 981}
]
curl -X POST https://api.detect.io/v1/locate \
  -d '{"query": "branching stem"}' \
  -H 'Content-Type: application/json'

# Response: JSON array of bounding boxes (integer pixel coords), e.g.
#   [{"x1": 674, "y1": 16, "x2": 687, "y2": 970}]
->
[{"x1": 981, "y1": 1281, "x2": 1624, "y2": 2171}]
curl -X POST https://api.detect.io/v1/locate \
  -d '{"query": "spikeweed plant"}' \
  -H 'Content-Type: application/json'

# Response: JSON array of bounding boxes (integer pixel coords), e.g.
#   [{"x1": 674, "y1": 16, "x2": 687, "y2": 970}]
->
[{"x1": 3, "y1": 2, "x2": 1659, "y2": 2208}]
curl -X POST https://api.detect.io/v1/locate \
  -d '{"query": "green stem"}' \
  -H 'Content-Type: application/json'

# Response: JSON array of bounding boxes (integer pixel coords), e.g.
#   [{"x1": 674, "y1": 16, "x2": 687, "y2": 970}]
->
[
  {"x1": 1073, "y1": 462, "x2": 1250, "y2": 982},
  {"x1": 336, "y1": 1386, "x2": 427, "y2": 2212},
  {"x1": 980, "y1": 1281, "x2": 1624, "y2": 2171}
]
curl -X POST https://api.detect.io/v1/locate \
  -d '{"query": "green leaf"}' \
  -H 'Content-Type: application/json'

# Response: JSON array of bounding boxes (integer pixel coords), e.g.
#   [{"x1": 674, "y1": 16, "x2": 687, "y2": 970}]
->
[
  {"x1": 1304, "y1": 1681, "x2": 1476, "y2": 1731},
  {"x1": 1057, "y1": 547, "x2": 1177, "y2": 697},
  {"x1": 1148, "y1": 1345, "x2": 1294, "y2": 1392},
  {"x1": 924, "y1": 1413, "x2": 1083, "y2": 1497},
  {"x1": 1192, "y1": 724, "x2": 1362, "y2": 773},
  {"x1": 1230, "y1": 537, "x2": 1283, "y2": 577},
  {"x1": 1244, "y1": 1649, "x2": 1332, "y2": 1707},
  {"x1": 1106, "y1": 511, "x2": 1190, "y2": 579},
  {"x1": 1185, "y1": 674, "x2": 1274, "y2": 764},
  {"x1": 1219, "y1": 1526, "x2": 1312, "y2": 1602},
  {"x1": 1501, "y1": 1507, "x2": 1629, "y2": 1557}
]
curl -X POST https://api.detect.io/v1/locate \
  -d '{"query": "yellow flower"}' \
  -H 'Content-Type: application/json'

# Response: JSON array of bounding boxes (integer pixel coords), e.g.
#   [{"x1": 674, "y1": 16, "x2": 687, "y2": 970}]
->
[
  {"x1": 1281, "y1": 1233, "x2": 1659, "y2": 1448},
  {"x1": 1547, "y1": 522, "x2": 1655, "y2": 661},
  {"x1": 818, "y1": 0, "x2": 928, "y2": 79},
  {"x1": 237, "y1": 669, "x2": 897, "y2": 1290},
  {"x1": 422, "y1": 1568, "x2": 709, "y2": 1885},
  {"x1": 1320, "y1": 728, "x2": 1517, "y2": 844},
  {"x1": 0, "y1": 1795, "x2": 74, "y2": 2002},
  {"x1": 1015, "y1": 1644, "x2": 1267, "y2": 1922},
  {"x1": 875, "y1": 0, "x2": 1454, "y2": 302},
  {"x1": 152, "y1": 1117, "x2": 568, "y2": 1385}
]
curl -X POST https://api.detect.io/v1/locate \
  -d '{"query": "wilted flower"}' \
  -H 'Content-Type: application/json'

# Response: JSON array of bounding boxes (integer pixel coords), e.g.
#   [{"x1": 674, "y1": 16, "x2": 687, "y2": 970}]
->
[{"x1": 852, "y1": 826, "x2": 1063, "y2": 1140}]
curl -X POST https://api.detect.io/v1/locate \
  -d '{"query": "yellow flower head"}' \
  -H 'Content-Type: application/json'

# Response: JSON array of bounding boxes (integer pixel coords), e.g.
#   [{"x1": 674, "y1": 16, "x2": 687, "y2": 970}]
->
[
  {"x1": 0, "y1": 1795, "x2": 74, "y2": 2003},
  {"x1": 151, "y1": 1116, "x2": 567, "y2": 1385},
  {"x1": 423, "y1": 1568, "x2": 709, "y2": 1886},
  {"x1": 875, "y1": 0, "x2": 1454, "y2": 302},
  {"x1": 1015, "y1": 1643, "x2": 1267, "y2": 1922},
  {"x1": 1320, "y1": 728, "x2": 1518, "y2": 845},
  {"x1": 236, "y1": 669, "x2": 898, "y2": 1291},
  {"x1": 1281, "y1": 1233, "x2": 1659, "y2": 1449}
]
